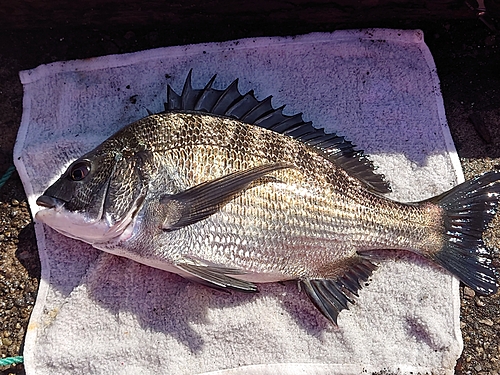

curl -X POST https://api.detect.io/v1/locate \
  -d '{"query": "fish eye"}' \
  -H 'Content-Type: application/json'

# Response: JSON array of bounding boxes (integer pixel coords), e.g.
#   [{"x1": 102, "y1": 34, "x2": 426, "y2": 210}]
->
[{"x1": 69, "y1": 161, "x2": 91, "y2": 181}]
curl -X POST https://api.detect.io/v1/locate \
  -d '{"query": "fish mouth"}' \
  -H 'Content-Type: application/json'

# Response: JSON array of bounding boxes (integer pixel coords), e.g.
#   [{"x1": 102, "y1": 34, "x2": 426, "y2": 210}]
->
[
  {"x1": 35, "y1": 193, "x2": 112, "y2": 244},
  {"x1": 36, "y1": 195, "x2": 65, "y2": 210}
]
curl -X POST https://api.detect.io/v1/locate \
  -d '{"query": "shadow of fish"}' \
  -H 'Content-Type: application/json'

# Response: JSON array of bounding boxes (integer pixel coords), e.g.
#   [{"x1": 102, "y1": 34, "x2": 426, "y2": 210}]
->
[{"x1": 36, "y1": 71, "x2": 499, "y2": 325}]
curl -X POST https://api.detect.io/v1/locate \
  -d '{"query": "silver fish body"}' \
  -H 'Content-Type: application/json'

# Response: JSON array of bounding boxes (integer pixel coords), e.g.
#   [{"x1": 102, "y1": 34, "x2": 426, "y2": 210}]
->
[{"x1": 36, "y1": 72, "x2": 499, "y2": 324}]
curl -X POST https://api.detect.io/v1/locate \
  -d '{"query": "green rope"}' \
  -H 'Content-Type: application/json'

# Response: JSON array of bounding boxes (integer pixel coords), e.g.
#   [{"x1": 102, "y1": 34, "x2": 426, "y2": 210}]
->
[
  {"x1": 0, "y1": 356, "x2": 23, "y2": 366},
  {"x1": 0, "y1": 165, "x2": 15, "y2": 190}
]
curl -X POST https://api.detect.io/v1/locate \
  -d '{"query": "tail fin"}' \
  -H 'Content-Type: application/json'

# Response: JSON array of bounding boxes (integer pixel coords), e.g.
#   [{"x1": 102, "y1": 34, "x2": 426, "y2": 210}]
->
[{"x1": 430, "y1": 171, "x2": 500, "y2": 295}]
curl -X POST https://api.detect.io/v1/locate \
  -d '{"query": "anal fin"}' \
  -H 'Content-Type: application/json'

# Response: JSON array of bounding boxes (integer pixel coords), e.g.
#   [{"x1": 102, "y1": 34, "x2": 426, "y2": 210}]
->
[{"x1": 302, "y1": 257, "x2": 377, "y2": 325}]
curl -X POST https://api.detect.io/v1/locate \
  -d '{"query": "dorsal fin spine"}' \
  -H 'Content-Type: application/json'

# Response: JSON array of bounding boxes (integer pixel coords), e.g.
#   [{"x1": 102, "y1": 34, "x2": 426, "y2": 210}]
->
[
  {"x1": 166, "y1": 85, "x2": 181, "y2": 111},
  {"x1": 180, "y1": 70, "x2": 194, "y2": 109},
  {"x1": 194, "y1": 74, "x2": 218, "y2": 111},
  {"x1": 268, "y1": 113, "x2": 304, "y2": 132},
  {"x1": 225, "y1": 91, "x2": 259, "y2": 119},
  {"x1": 241, "y1": 96, "x2": 274, "y2": 124},
  {"x1": 211, "y1": 79, "x2": 240, "y2": 115}
]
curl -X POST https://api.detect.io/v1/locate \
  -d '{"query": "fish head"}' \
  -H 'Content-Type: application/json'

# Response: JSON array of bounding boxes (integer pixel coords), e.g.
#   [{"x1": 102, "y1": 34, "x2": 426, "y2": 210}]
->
[{"x1": 35, "y1": 140, "x2": 150, "y2": 244}]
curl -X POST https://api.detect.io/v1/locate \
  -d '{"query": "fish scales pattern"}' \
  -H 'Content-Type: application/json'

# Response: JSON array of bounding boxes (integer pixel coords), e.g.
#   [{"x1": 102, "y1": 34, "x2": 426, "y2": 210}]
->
[{"x1": 111, "y1": 112, "x2": 444, "y2": 279}]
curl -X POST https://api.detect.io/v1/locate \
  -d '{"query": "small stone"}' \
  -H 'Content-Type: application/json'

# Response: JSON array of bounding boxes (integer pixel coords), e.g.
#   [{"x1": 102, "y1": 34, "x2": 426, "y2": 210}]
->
[
  {"x1": 2, "y1": 337, "x2": 12, "y2": 346},
  {"x1": 475, "y1": 364, "x2": 482, "y2": 372},
  {"x1": 11, "y1": 199, "x2": 19, "y2": 206},
  {"x1": 474, "y1": 297, "x2": 485, "y2": 307},
  {"x1": 464, "y1": 286, "x2": 475, "y2": 298},
  {"x1": 479, "y1": 318, "x2": 494, "y2": 326}
]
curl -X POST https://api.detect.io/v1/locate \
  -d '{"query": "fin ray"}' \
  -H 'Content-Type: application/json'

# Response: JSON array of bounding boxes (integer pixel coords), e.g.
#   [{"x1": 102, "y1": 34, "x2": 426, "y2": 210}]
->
[
  {"x1": 225, "y1": 91, "x2": 260, "y2": 119},
  {"x1": 212, "y1": 79, "x2": 241, "y2": 115},
  {"x1": 166, "y1": 85, "x2": 181, "y2": 110},
  {"x1": 194, "y1": 74, "x2": 219, "y2": 112},
  {"x1": 302, "y1": 279, "x2": 341, "y2": 324},
  {"x1": 240, "y1": 96, "x2": 274, "y2": 123},
  {"x1": 181, "y1": 70, "x2": 201, "y2": 110}
]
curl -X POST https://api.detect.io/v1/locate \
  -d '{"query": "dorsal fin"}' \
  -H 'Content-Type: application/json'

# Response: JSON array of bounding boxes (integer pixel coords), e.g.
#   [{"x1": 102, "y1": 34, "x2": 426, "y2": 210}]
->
[{"x1": 164, "y1": 70, "x2": 391, "y2": 194}]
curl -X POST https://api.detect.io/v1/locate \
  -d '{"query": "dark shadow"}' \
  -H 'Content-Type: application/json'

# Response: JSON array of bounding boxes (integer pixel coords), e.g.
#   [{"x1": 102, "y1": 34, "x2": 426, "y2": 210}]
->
[
  {"x1": 84, "y1": 268, "x2": 341, "y2": 352},
  {"x1": 81, "y1": 254, "x2": 263, "y2": 353}
]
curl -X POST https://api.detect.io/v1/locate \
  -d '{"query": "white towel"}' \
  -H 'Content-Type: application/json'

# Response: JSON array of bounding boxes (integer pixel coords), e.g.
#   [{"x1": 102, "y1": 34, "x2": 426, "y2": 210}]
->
[{"x1": 15, "y1": 29, "x2": 464, "y2": 375}]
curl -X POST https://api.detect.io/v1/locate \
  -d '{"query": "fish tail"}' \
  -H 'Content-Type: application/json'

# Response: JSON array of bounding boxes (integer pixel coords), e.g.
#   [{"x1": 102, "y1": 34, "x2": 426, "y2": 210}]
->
[{"x1": 430, "y1": 171, "x2": 500, "y2": 295}]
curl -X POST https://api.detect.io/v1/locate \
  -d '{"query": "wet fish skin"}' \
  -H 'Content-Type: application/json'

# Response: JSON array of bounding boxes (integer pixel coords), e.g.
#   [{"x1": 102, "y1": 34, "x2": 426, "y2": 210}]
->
[{"x1": 35, "y1": 73, "x2": 499, "y2": 324}]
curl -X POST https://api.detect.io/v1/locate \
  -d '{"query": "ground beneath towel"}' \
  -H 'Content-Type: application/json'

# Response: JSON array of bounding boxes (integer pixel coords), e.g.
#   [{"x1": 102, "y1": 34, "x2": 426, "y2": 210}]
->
[{"x1": 0, "y1": 19, "x2": 499, "y2": 375}]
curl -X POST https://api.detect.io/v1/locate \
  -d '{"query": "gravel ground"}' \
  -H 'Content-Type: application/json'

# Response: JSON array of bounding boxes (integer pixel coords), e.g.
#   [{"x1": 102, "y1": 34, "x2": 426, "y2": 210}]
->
[{"x1": 0, "y1": 18, "x2": 499, "y2": 375}]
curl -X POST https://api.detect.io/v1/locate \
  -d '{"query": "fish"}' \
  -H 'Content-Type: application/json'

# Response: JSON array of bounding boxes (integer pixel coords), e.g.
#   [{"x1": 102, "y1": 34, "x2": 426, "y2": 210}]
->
[{"x1": 35, "y1": 71, "x2": 499, "y2": 324}]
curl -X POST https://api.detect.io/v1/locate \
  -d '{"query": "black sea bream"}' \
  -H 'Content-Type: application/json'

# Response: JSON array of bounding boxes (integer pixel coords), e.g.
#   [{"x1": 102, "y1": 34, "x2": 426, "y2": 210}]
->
[{"x1": 36, "y1": 71, "x2": 499, "y2": 324}]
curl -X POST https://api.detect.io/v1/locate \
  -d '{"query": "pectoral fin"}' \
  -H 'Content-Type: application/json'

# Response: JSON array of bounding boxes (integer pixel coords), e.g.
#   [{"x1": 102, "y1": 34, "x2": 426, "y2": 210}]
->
[
  {"x1": 160, "y1": 163, "x2": 290, "y2": 231},
  {"x1": 175, "y1": 258, "x2": 258, "y2": 292}
]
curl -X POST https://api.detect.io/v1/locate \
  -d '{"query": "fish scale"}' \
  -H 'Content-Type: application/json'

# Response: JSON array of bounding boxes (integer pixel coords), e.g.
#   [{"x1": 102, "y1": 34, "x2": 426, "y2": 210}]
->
[{"x1": 35, "y1": 73, "x2": 499, "y2": 325}]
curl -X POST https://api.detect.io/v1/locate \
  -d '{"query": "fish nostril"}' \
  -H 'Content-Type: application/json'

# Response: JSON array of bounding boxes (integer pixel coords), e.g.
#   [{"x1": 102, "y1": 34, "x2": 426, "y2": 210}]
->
[{"x1": 36, "y1": 195, "x2": 60, "y2": 209}]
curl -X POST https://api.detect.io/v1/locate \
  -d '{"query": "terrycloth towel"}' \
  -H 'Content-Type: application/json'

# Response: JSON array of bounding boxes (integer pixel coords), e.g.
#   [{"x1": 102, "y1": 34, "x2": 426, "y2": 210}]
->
[{"x1": 15, "y1": 29, "x2": 464, "y2": 375}]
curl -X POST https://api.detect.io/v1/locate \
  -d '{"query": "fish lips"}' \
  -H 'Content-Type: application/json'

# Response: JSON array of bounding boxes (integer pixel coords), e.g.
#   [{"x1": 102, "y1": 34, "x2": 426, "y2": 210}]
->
[{"x1": 36, "y1": 195, "x2": 65, "y2": 210}]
